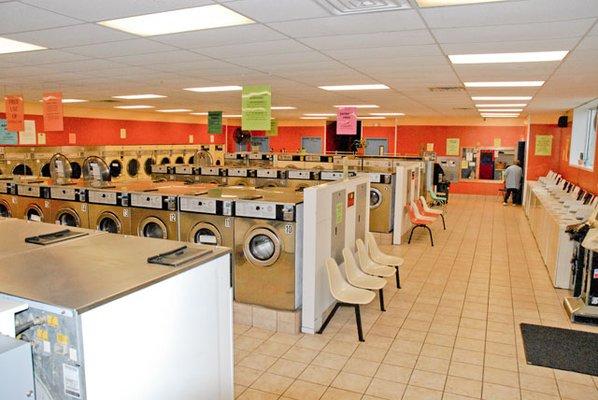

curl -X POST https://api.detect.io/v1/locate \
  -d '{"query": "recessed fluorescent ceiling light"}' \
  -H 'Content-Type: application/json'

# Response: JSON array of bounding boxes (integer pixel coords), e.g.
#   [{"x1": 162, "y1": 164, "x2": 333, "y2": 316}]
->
[
  {"x1": 189, "y1": 112, "x2": 208, "y2": 115},
  {"x1": 223, "y1": 114, "x2": 241, "y2": 118},
  {"x1": 472, "y1": 96, "x2": 532, "y2": 101},
  {"x1": 156, "y1": 109, "x2": 192, "y2": 113},
  {"x1": 358, "y1": 116, "x2": 385, "y2": 120},
  {"x1": 271, "y1": 106, "x2": 296, "y2": 110},
  {"x1": 184, "y1": 86, "x2": 242, "y2": 93},
  {"x1": 478, "y1": 109, "x2": 523, "y2": 112},
  {"x1": 112, "y1": 94, "x2": 166, "y2": 100},
  {"x1": 370, "y1": 112, "x2": 405, "y2": 116},
  {"x1": 481, "y1": 113, "x2": 519, "y2": 117},
  {"x1": 98, "y1": 5, "x2": 253, "y2": 36},
  {"x1": 319, "y1": 84, "x2": 389, "y2": 91},
  {"x1": 464, "y1": 81, "x2": 544, "y2": 88},
  {"x1": 304, "y1": 113, "x2": 336, "y2": 117},
  {"x1": 449, "y1": 51, "x2": 568, "y2": 64},
  {"x1": 334, "y1": 105, "x2": 379, "y2": 109},
  {"x1": 58, "y1": 99, "x2": 87, "y2": 103},
  {"x1": 0, "y1": 37, "x2": 45, "y2": 54},
  {"x1": 475, "y1": 103, "x2": 527, "y2": 107},
  {"x1": 301, "y1": 117, "x2": 328, "y2": 120},
  {"x1": 114, "y1": 105, "x2": 154, "y2": 109},
  {"x1": 417, "y1": 0, "x2": 505, "y2": 7}
]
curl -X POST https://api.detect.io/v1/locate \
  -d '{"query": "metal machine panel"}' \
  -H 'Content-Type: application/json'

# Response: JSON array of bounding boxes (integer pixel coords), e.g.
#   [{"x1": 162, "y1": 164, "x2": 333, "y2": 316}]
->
[
  {"x1": 330, "y1": 189, "x2": 346, "y2": 265},
  {"x1": 354, "y1": 183, "x2": 367, "y2": 242},
  {"x1": 0, "y1": 335, "x2": 34, "y2": 400}
]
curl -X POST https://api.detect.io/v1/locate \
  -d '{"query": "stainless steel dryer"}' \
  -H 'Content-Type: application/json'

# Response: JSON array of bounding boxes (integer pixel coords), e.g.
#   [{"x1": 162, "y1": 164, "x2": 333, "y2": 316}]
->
[
  {"x1": 178, "y1": 194, "x2": 235, "y2": 247},
  {"x1": 234, "y1": 191, "x2": 304, "y2": 311},
  {"x1": 15, "y1": 180, "x2": 52, "y2": 222},
  {"x1": 225, "y1": 167, "x2": 256, "y2": 187},
  {"x1": 49, "y1": 185, "x2": 89, "y2": 228},
  {"x1": 87, "y1": 186, "x2": 132, "y2": 235},
  {"x1": 286, "y1": 170, "x2": 321, "y2": 192},
  {"x1": 255, "y1": 168, "x2": 287, "y2": 188},
  {"x1": 0, "y1": 179, "x2": 18, "y2": 217},
  {"x1": 198, "y1": 166, "x2": 225, "y2": 184}
]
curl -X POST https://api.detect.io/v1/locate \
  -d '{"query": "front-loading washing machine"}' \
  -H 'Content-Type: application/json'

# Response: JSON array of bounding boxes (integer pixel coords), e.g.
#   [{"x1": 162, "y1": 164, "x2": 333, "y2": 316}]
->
[
  {"x1": 0, "y1": 179, "x2": 18, "y2": 217},
  {"x1": 15, "y1": 180, "x2": 52, "y2": 222},
  {"x1": 197, "y1": 166, "x2": 225, "y2": 184},
  {"x1": 151, "y1": 163, "x2": 175, "y2": 181},
  {"x1": 87, "y1": 186, "x2": 132, "y2": 235},
  {"x1": 369, "y1": 172, "x2": 395, "y2": 233},
  {"x1": 304, "y1": 154, "x2": 334, "y2": 170},
  {"x1": 224, "y1": 152, "x2": 248, "y2": 167},
  {"x1": 48, "y1": 184, "x2": 89, "y2": 228},
  {"x1": 255, "y1": 168, "x2": 287, "y2": 188},
  {"x1": 248, "y1": 153, "x2": 274, "y2": 168},
  {"x1": 178, "y1": 194, "x2": 235, "y2": 247},
  {"x1": 286, "y1": 170, "x2": 321, "y2": 192},
  {"x1": 139, "y1": 149, "x2": 157, "y2": 180},
  {"x1": 129, "y1": 188, "x2": 178, "y2": 240},
  {"x1": 7, "y1": 148, "x2": 38, "y2": 177},
  {"x1": 225, "y1": 167, "x2": 256, "y2": 187},
  {"x1": 275, "y1": 154, "x2": 304, "y2": 169},
  {"x1": 233, "y1": 192, "x2": 304, "y2": 311}
]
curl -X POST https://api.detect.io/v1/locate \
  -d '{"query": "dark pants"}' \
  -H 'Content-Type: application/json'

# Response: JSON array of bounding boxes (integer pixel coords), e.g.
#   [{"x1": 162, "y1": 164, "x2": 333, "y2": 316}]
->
[{"x1": 504, "y1": 188, "x2": 519, "y2": 203}]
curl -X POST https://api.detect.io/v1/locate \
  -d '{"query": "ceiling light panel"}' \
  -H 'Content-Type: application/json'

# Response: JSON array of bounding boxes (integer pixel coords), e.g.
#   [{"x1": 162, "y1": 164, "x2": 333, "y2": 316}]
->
[
  {"x1": 464, "y1": 81, "x2": 544, "y2": 88},
  {"x1": 319, "y1": 84, "x2": 389, "y2": 91},
  {"x1": 223, "y1": 114, "x2": 241, "y2": 118},
  {"x1": 477, "y1": 109, "x2": 523, "y2": 112},
  {"x1": 472, "y1": 96, "x2": 532, "y2": 101},
  {"x1": 475, "y1": 103, "x2": 527, "y2": 107},
  {"x1": 449, "y1": 51, "x2": 568, "y2": 64},
  {"x1": 370, "y1": 112, "x2": 405, "y2": 116},
  {"x1": 334, "y1": 105, "x2": 379, "y2": 109},
  {"x1": 271, "y1": 106, "x2": 297, "y2": 110},
  {"x1": 156, "y1": 109, "x2": 192, "y2": 112},
  {"x1": 61, "y1": 99, "x2": 88, "y2": 103},
  {"x1": 184, "y1": 86, "x2": 242, "y2": 93},
  {"x1": 0, "y1": 37, "x2": 45, "y2": 54},
  {"x1": 304, "y1": 113, "x2": 336, "y2": 117},
  {"x1": 189, "y1": 112, "x2": 208, "y2": 115},
  {"x1": 358, "y1": 116, "x2": 385, "y2": 119},
  {"x1": 417, "y1": 0, "x2": 505, "y2": 7},
  {"x1": 98, "y1": 5, "x2": 254, "y2": 37},
  {"x1": 112, "y1": 94, "x2": 166, "y2": 99}
]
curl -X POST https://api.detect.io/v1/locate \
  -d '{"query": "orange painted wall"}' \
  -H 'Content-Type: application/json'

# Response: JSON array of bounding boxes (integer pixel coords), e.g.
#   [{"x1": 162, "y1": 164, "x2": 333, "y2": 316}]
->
[
  {"x1": 0, "y1": 113, "x2": 226, "y2": 146},
  {"x1": 527, "y1": 124, "x2": 565, "y2": 181}
]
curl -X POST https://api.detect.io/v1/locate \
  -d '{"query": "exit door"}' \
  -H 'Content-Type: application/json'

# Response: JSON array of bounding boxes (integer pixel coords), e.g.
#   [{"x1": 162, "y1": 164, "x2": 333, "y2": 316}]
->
[
  {"x1": 365, "y1": 138, "x2": 388, "y2": 155},
  {"x1": 301, "y1": 137, "x2": 322, "y2": 154}
]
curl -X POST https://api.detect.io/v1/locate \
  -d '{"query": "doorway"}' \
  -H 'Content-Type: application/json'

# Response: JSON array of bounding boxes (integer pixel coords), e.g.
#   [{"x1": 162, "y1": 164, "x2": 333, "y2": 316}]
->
[
  {"x1": 365, "y1": 138, "x2": 388, "y2": 155},
  {"x1": 301, "y1": 137, "x2": 322, "y2": 153},
  {"x1": 250, "y1": 137, "x2": 270, "y2": 152}
]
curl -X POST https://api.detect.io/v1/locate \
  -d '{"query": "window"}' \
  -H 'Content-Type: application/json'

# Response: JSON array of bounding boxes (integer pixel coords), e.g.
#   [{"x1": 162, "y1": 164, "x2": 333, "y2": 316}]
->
[{"x1": 570, "y1": 99, "x2": 597, "y2": 170}]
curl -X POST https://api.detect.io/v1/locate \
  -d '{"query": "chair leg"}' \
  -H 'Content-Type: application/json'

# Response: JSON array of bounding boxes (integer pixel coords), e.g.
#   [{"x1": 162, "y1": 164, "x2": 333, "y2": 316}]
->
[
  {"x1": 408, "y1": 226, "x2": 416, "y2": 244},
  {"x1": 395, "y1": 267, "x2": 401, "y2": 289},
  {"x1": 440, "y1": 213, "x2": 446, "y2": 230},
  {"x1": 423, "y1": 225, "x2": 434, "y2": 246},
  {"x1": 354, "y1": 305, "x2": 365, "y2": 342},
  {"x1": 379, "y1": 288, "x2": 385, "y2": 312},
  {"x1": 317, "y1": 302, "x2": 341, "y2": 335}
]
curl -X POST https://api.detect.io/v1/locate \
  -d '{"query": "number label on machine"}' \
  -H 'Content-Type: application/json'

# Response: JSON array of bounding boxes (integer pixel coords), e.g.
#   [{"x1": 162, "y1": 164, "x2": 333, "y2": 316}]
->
[
  {"x1": 123, "y1": 208, "x2": 129, "y2": 218},
  {"x1": 63, "y1": 364, "x2": 82, "y2": 398},
  {"x1": 225, "y1": 217, "x2": 232, "y2": 228},
  {"x1": 169, "y1": 213, "x2": 176, "y2": 222},
  {"x1": 284, "y1": 224, "x2": 293, "y2": 235}
]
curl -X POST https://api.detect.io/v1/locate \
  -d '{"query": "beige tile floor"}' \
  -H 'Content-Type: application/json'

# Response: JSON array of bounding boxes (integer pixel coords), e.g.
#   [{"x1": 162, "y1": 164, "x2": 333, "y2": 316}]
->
[{"x1": 233, "y1": 195, "x2": 598, "y2": 400}]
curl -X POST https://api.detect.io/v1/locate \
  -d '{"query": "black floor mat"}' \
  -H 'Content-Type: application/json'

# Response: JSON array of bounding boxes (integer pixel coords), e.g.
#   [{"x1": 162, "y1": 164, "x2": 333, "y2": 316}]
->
[{"x1": 520, "y1": 323, "x2": 598, "y2": 376}]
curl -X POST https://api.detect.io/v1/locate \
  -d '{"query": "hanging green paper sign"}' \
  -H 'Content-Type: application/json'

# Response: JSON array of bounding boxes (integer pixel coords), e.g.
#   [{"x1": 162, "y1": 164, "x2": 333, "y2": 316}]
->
[
  {"x1": 242, "y1": 85, "x2": 271, "y2": 130},
  {"x1": 208, "y1": 111, "x2": 223, "y2": 134},
  {"x1": 266, "y1": 119, "x2": 278, "y2": 137}
]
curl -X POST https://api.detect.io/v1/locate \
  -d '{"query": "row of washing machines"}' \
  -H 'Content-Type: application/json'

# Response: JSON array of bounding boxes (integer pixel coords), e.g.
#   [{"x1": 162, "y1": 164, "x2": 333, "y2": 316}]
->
[
  {"x1": 0, "y1": 176, "x2": 303, "y2": 311},
  {"x1": 0, "y1": 144, "x2": 225, "y2": 182}
]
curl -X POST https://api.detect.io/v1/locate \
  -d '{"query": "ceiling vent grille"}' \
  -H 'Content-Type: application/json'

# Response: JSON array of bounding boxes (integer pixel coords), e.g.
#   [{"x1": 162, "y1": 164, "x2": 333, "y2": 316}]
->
[
  {"x1": 428, "y1": 86, "x2": 465, "y2": 93},
  {"x1": 315, "y1": 0, "x2": 411, "y2": 14}
]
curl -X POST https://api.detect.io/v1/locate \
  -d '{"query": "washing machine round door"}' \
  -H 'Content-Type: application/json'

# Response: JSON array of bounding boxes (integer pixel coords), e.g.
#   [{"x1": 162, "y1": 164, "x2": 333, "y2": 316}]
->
[
  {"x1": 97, "y1": 212, "x2": 122, "y2": 234},
  {"x1": 109, "y1": 160, "x2": 123, "y2": 179},
  {"x1": 127, "y1": 159, "x2": 140, "y2": 178},
  {"x1": 70, "y1": 162, "x2": 82, "y2": 179},
  {"x1": 175, "y1": 156, "x2": 185, "y2": 164},
  {"x1": 370, "y1": 188, "x2": 382, "y2": 209},
  {"x1": 144, "y1": 158, "x2": 156, "y2": 176},
  {"x1": 13, "y1": 164, "x2": 33, "y2": 176},
  {"x1": 244, "y1": 228, "x2": 282, "y2": 267},
  {"x1": 139, "y1": 216, "x2": 168, "y2": 239},
  {"x1": 189, "y1": 222, "x2": 222, "y2": 246},
  {"x1": 160, "y1": 157, "x2": 171, "y2": 165},
  {"x1": 25, "y1": 204, "x2": 44, "y2": 222},
  {"x1": 0, "y1": 200, "x2": 11, "y2": 217},
  {"x1": 40, "y1": 163, "x2": 51, "y2": 177},
  {"x1": 55, "y1": 208, "x2": 80, "y2": 227}
]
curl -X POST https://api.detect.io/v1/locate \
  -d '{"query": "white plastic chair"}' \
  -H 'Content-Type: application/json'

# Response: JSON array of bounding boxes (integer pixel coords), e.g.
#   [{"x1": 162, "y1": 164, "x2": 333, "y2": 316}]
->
[
  {"x1": 355, "y1": 239, "x2": 395, "y2": 293},
  {"x1": 365, "y1": 232, "x2": 404, "y2": 288},
  {"x1": 419, "y1": 195, "x2": 446, "y2": 229},
  {"x1": 318, "y1": 257, "x2": 375, "y2": 342},
  {"x1": 342, "y1": 248, "x2": 387, "y2": 311}
]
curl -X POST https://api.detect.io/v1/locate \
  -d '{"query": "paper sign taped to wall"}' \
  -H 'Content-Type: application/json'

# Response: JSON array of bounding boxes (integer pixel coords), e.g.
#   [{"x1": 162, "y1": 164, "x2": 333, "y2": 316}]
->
[
  {"x1": 120, "y1": 128, "x2": 126, "y2": 139},
  {"x1": 37, "y1": 132, "x2": 46, "y2": 145},
  {"x1": 426, "y1": 143, "x2": 434, "y2": 151},
  {"x1": 19, "y1": 120, "x2": 36, "y2": 145},
  {"x1": 535, "y1": 135, "x2": 553, "y2": 156},
  {"x1": 69, "y1": 133, "x2": 76, "y2": 144},
  {"x1": 335, "y1": 202, "x2": 343, "y2": 224},
  {"x1": 493, "y1": 138, "x2": 501, "y2": 148},
  {"x1": 189, "y1": 134, "x2": 194, "y2": 144},
  {"x1": 446, "y1": 138, "x2": 460, "y2": 156}
]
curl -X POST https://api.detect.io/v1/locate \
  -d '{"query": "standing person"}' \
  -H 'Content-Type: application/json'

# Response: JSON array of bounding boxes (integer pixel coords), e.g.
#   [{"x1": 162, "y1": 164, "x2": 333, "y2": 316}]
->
[{"x1": 503, "y1": 160, "x2": 523, "y2": 206}]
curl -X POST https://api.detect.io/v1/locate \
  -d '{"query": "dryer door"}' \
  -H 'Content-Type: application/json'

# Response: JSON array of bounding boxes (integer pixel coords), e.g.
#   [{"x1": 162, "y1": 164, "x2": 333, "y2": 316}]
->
[
  {"x1": 97, "y1": 211, "x2": 122, "y2": 234},
  {"x1": 244, "y1": 227, "x2": 282, "y2": 267},
  {"x1": 0, "y1": 199, "x2": 11, "y2": 217},
  {"x1": 25, "y1": 204, "x2": 45, "y2": 222},
  {"x1": 189, "y1": 222, "x2": 222, "y2": 246},
  {"x1": 55, "y1": 208, "x2": 81, "y2": 227},
  {"x1": 138, "y1": 216, "x2": 168, "y2": 239}
]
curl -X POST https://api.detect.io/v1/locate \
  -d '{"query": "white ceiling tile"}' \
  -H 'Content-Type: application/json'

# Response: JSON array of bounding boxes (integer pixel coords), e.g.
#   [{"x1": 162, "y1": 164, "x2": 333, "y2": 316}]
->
[
  {"x1": 268, "y1": 10, "x2": 426, "y2": 38},
  {"x1": 222, "y1": 51, "x2": 331, "y2": 68},
  {"x1": 453, "y1": 62, "x2": 557, "y2": 81},
  {"x1": 324, "y1": 45, "x2": 442, "y2": 61},
  {"x1": 224, "y1": 0, "x2": 330, "y2": 22},
  {"x1": 44, "y1": 59, "x2": 128, "y2": 73},
  {"x1": 420, "y1": 0, "x2": 598, "y2": 28},
  {"x1": 433, "y1": 19, "x2": 594, "y2": 44},
  {"x1": 0, "y1": 49, "x2": 88, "y2": 65},
  {"x1": 62, "y1": 39, "x2": 177, "y2": 57},
  {"x1": 4, "y1": 23, "x2": 136, "y2": 48},
  {"x1": 440, "y1": 38, "x2": 580, "y2": 54},
  {"x1": 197, "y1": 39, "x2": 312, "y2": 58},
  {"x1": 300, "y1": 30, "x2": 434, "y2": 50},
  {"x1": 108, "y1": 50, "x2": 209, "y2": 66},
  {"x1": 152, "y1": 24, "x2": 284, "y2": 48},
  {"x1": 20, "y1": 0, "x2": 215, "y2": 22},
  {"x1": 0, "y1": 1, "x2": 80, "y2": 34}
]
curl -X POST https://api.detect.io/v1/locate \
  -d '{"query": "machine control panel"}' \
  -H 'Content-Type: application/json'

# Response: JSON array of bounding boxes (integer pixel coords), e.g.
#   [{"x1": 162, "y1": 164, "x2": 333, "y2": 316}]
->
[
  {"x1": 17, "y1": 184, "x2": 49, "y2": 198},
  {"x1": 235, "y1": 201, "x2": 296, "y2": 221},
  {"x1": 151, "y1": 165, "x2": 170, "y2": 174},
  {"x1": 320, "y1": 171, "x2": 343, "y2": 181},
  {"x1": 227, "y1": 168, "x2": 255, "y2": 177},
  {"x1": 200, "y1": 167, "x2": 222, "y2": 176},
  {"x1": 249, "y1": 153, "x2": 272, "y2": 161},
  {"x1": 0, "y1": 181, "x2": 16, "y2": 194},
  {"x1": 256, "y1": 169, "x2": 285, "y2": 178},
  {"x1": 288, "y1": 170, "x2": 319, "y2": 180},
  {"x1": 368, "y1": 173, "x2": 392, "y2": 184},
  {"x1": 131, "y1": 193, "x2": 176, "y2": 210},
  {"x1": 174, "y1": 165, "x2": 194, "y2": 175},
  {"x1": 277, "y1": 154, "x2": 303, "y2": 162},
  {"x1": 50, "y1": 187, "x2": 87, "y2": 202},
  {"x1": 88, "y1": 190, "x2": 117, "y2": 205},
  {"x1": 179, "y1": 197, "x2": 233, "y2": 215}
]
